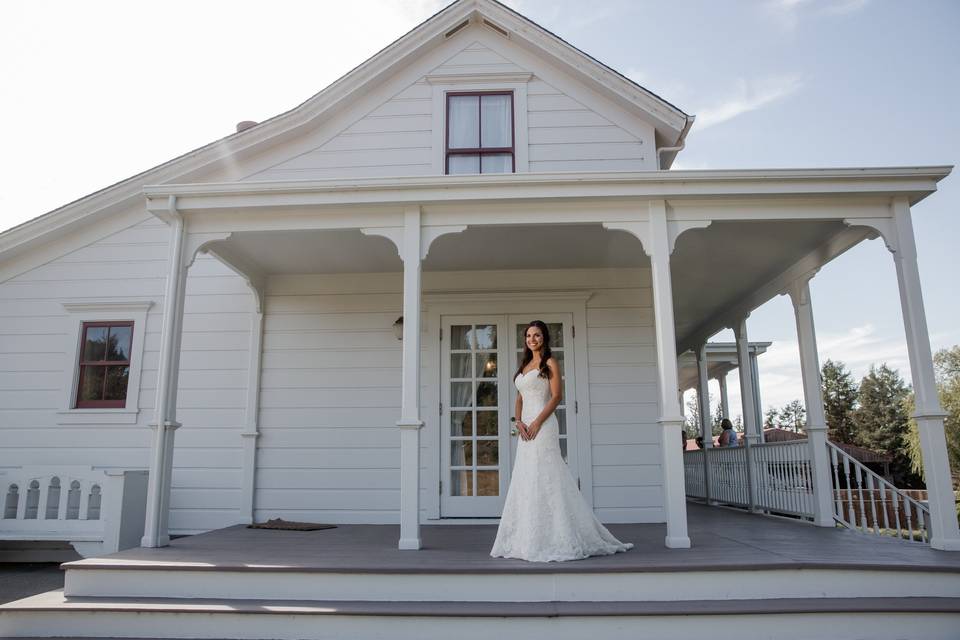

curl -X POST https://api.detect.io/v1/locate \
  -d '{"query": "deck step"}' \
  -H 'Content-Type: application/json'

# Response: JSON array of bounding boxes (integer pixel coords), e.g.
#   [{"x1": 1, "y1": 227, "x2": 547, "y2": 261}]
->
[
  {"x1": 3, "y1": 590, "x2": 959, "y2": 640},
  {"x1": 62, "y1": 562, "x2": 960, "y2": 602}
]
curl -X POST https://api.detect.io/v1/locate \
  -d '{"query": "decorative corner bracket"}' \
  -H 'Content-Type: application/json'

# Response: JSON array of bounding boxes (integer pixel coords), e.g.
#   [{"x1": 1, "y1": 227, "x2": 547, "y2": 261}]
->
[{"x1": 843, "y1": 217, "x2": 898, "y2": 254}]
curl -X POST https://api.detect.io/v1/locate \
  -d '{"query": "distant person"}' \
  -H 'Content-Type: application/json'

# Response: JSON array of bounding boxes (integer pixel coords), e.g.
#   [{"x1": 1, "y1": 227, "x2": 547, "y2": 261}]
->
[
  {"x1": 718, "y1": 418, "x2": 739, "y2": 447},
  {"x1": 681, "y1": 430, "x2": 688, "y2": 452},
  {"x1": 695, "y1": 435, "x2": 704, "y2": 450}
]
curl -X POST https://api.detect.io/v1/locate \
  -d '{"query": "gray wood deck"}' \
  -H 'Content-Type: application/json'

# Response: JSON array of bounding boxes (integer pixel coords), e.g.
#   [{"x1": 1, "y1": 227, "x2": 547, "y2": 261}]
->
[{"x1": 66, "y1": 503, "x2": 960, "y2": 574}]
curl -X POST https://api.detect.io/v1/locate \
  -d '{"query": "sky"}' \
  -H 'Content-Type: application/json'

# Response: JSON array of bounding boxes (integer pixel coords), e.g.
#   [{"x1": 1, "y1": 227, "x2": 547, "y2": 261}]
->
[{"x1": 1, "y1": 0, "x2": 958, "y2": 425}]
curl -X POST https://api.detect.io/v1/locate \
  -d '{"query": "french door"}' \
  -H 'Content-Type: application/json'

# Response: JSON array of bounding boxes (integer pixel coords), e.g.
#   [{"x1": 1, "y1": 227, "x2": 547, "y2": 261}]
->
[{"x1": 440, "y1": 314, "x2": 576, "y2": 518}]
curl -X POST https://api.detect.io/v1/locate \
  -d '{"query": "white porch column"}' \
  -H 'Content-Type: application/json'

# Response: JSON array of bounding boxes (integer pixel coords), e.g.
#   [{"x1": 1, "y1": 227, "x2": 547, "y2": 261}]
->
[
  {"x1": 734, "y1": 319, "x2": 761, "y2": 444},
  {"x1": 648, "y1": 202, "x2": 691, "y2": 548},
  {"x1": 696, "y1": 343, "x2": 713, "y2": 504},
  {"x1": 603, "y1": 202, "x2": 691, "y2": 548},
  {"x1": 142, "y1": 200, "x2": 187, "y2": 548},
  {"x1": 749, "y1": 351, "x2": 765, "y2": 442},
  {"x1": 786, "y1": 275, "x2": 835, "y2": 527},
  {"x1": 398, "y1": 206, "x2": 424, "y2": 550},
  {"x1": 733, "y1": 317, "x2": 759, "y2": 511},
  {"x1": 889, "y1": 200, "x2": 960, "y2": 550},
  {"x1": 718, "y1": 373, "x2": 730, "y2": 420}
]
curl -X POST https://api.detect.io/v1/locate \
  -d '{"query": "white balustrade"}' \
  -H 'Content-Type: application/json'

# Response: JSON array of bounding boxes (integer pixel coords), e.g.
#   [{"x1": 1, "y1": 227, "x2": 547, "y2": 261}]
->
[
  {"x1": 828, "y1": 442, "x2": 930, "y2": 543},
  {"x1": 0, "y1": 466, "x2": 148, "y2": 557},
  {"x1": 684, "y1": 440, "x2": 935, "y2": 545}
]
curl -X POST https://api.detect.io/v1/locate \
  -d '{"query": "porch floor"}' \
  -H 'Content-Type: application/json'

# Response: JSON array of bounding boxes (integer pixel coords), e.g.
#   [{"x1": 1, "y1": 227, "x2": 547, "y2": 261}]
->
[{"x1": 67, "y1": 503, "x2": 960, "y2": 574}]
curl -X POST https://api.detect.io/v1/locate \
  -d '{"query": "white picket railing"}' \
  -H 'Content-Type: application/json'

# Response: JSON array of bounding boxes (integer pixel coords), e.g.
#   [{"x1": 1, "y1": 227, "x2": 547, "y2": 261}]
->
[
  {"x1": 685, "y1": 439, "x2": 932, "y2": 545},
  {"x1": 828, "y1": 442, "x2": 930, "y2": 543},
  {"x1": 752, "y1": 440, "x2": 815, "y2": 518}
]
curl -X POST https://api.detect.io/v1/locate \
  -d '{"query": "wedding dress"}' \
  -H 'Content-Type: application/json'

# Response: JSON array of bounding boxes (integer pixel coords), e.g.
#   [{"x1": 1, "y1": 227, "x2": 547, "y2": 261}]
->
[{"x1": 490, "y1": 368, "x2": 634, "y2": 562}]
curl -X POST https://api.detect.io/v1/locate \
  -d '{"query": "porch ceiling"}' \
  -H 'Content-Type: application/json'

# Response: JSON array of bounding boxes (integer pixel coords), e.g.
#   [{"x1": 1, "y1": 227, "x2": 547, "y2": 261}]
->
[
  {"x1": 208, "y1": 218, "x2": 863, "y2": 355},
  {"x1": 670, "y1": 219, "x2": 854, "y2": 350}
]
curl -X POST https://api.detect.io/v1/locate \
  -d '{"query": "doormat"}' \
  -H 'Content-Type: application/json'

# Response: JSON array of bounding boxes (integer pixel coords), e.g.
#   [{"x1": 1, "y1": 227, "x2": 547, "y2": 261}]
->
[{"x1": 248, "y1": 518, "x2": 337, "y2": 531}]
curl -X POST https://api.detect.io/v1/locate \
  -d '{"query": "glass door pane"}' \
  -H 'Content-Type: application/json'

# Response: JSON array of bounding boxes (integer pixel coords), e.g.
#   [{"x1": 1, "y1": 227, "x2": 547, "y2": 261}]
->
[{"x1": 441, "y1": 317, "x2": 508, "y2": 517}]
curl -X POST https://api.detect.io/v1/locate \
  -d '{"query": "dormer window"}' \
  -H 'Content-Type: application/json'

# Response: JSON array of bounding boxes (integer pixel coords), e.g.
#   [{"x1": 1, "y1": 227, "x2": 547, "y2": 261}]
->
[{"x1": 446, "y1": 91, "x2": 514, "y2": 174}]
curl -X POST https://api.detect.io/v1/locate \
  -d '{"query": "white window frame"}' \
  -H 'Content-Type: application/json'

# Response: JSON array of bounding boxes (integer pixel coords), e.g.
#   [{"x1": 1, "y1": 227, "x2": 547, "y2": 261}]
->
[
  {"x1": 428, "y1": 72, "x2": 531, "y2": 175},
  {"x1": 57, "y1": 301, "x2": 153, "y2": 425}
]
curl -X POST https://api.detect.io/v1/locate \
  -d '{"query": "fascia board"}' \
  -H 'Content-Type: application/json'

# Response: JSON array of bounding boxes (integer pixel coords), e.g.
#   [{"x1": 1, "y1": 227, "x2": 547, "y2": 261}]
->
[{"x1": 143, "y1": 166, "x2": 953, "y2": 211}]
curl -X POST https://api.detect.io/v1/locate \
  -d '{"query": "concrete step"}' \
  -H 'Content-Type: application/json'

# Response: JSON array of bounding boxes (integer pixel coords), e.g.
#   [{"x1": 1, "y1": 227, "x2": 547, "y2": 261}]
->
[{"x1": 2, "y1": 590, "x2": 959, "y2": 640}]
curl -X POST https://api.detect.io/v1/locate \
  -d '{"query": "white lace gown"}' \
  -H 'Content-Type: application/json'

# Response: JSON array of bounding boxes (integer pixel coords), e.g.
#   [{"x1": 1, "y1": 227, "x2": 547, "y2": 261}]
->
[{"x1": 490, "y1": 369, "x2": 634, "y2": 562}]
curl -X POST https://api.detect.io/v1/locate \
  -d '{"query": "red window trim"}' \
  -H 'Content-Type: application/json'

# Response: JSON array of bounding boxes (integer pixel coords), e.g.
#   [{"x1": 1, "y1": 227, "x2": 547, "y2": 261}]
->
[
  {"x1": 445, "y1": 91, "x2": 515, "y2": 175},
  {"x1": 75, "y1": 321, "x2": 134, "y2": 409}
]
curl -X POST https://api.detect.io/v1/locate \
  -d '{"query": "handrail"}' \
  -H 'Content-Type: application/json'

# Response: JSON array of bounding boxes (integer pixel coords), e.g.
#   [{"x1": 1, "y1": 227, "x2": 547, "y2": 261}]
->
[{"x1": 827, "y1": 441, "x2": 930, "y2": 544}]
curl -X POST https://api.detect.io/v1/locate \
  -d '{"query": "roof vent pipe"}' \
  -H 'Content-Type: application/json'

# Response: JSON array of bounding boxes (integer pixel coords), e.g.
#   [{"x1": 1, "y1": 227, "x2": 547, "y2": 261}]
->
[{"x1": 236, "y1": 121, "x2": 258, "y2": 133}]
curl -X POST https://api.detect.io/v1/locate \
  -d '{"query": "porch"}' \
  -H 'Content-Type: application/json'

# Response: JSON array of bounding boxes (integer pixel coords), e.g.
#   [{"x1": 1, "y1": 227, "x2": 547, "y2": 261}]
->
[
  {"x1": 133, "y1": 167, "x2": 960, "y2": 555},
  {"x1": 3, "y1": 503, "x2": 959, "y2": 639}
]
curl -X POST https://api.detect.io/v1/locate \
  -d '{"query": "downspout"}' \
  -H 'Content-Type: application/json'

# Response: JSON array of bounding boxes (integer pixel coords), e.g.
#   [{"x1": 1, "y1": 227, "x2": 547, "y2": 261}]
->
[
  {"x1": 142, "y1": 196, "x2": 185, "y2": 547},
  {"x1": 656, "y1": 115, "x2": 695, "y2": 170}
]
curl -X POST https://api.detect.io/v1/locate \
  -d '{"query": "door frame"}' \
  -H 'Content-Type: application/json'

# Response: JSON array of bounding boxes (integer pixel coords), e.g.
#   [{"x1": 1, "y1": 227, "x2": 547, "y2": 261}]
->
[{"x1": 423, "y1": 290, "x2": 595, "y2": 521}]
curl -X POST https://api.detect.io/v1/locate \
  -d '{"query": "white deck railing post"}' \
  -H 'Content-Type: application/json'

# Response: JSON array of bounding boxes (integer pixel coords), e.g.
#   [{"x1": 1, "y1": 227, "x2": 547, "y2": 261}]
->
[
  {"x1": 888, "y1": 199, "x2": 960, "y2": 551},
  {"x1": 786, "y1": 275, "x2": 835, "y2": 527}
]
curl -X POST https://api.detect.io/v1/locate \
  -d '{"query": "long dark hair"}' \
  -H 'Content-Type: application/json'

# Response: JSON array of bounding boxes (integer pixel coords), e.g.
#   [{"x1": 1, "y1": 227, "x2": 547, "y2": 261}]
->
[{"x1": 515, "y1": 320, "x2": 553, "y2": 380}]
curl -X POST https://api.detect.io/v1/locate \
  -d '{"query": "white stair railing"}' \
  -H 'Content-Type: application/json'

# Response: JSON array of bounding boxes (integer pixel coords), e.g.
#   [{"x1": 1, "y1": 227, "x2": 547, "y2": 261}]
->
[{"x1": 827, "y1": 442, "x2": 930, "y2": 544}]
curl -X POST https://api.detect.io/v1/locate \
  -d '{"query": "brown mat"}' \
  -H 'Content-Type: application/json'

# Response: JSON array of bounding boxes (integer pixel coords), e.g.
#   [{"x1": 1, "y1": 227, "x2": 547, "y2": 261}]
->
[{"x1": 248, "y1": 518, "x2": 337, "y2": 531}]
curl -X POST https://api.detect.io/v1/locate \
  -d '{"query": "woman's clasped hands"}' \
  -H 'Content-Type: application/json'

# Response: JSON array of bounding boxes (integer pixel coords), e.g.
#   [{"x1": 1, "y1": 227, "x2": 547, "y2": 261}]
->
[{"x1": 517, "y1": 419, "x2": 541, "y2": 441}]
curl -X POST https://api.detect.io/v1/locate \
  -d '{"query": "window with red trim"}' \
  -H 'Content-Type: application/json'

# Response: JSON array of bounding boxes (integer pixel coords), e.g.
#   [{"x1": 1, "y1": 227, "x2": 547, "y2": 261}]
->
[
  {"x1": 75, "y1": 321, "x2": 133, "y2": 408},
  {"x1": 446, "y1": 91, "x2": 514, "y2": 175}
]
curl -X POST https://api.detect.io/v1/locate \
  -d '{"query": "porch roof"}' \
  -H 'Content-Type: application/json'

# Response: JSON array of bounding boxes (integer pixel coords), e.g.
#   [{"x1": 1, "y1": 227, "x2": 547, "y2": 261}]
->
[
  {"x1": 677, "y1": 341, "x2": 771, "y2": 391},
  {"x1": 143, "y1": 167, "x2": 952, "y2": 355}
]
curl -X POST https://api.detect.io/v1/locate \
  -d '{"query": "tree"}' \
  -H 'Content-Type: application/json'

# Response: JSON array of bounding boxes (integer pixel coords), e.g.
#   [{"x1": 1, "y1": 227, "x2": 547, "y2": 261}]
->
[
  {"x1": 904, "y1": 346, "x2": 960, "y2": 491},
  {"x1": 763, "y1": 407, "x2": 779, "y2": 430},
  {"x1": 821, "y1": 359, "x2": 859, "y2": 443},
  {"x1": 684, "y1": 391, "x2": 721, "y2": 437},
  {"x1": 855, "y1": 364, "x2": 916, "y2": 486},
  {"x1": 763, "y1": 400, "x2": 806, "y2": 432},
  {"x1": 778, "y1": 400, "x2": 806, "y2": 432}
]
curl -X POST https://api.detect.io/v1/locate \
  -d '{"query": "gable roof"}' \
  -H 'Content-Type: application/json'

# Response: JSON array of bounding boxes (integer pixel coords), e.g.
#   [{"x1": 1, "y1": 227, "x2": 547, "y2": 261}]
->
[{"x1": 0, "y1": 0, "x2": 691, "y2": 271}]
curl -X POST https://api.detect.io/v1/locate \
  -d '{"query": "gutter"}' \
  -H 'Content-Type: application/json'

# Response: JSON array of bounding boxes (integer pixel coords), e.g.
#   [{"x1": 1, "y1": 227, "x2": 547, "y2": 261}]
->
[{"x1": 657, "y1": 115, "x2": 696, "y2": 170}]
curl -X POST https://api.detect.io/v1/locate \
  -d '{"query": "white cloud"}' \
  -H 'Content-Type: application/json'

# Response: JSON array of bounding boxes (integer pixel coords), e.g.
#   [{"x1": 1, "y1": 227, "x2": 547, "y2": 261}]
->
[
  {"x1": 694, "y1": 74, "x2": 804, "y2": 131},
  {"x1": 764, "y1": 0, "x2": 870, "y2": 30}
]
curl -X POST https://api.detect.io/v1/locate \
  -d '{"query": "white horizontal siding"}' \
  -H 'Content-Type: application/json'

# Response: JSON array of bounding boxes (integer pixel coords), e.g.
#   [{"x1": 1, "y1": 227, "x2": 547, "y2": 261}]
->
[
  {"x1": 585, "y1": 267, "x2": 662, "y2": 522},
  {"x1": 247, "y1": 40, "x2": 659, "y2": 183},
  {"x1": 254, "y1": 267, "x2": 661, "y2": 525},
  {"x1": 0, "y1": 218, "x2": 255, "y2": 535}
]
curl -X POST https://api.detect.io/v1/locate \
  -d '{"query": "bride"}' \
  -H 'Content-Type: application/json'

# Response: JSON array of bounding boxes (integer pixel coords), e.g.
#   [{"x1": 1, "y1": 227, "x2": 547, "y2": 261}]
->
[{"x1": 490, "y1": 320, "x2": 633, "y2": 562}]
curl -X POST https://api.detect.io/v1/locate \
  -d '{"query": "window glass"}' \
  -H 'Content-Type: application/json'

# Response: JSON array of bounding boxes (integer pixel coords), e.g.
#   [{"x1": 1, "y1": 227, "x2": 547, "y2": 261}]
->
[
  {"x1": 448, "y1": 155, "x2": 480, "y2": 175},
  {"x1": 480, "y1": 94, "x2": 511, "y2": 148},
  {"x1": 481, "y1": 154, "x2": 513, "y2": 174},
  {"x1": 446, "y1": 92, "x2": 514, "y2": 175},
  {"x1": 76, "y1": 322, "x2": 133, "y2": 408},
  {"x1": 448, "y1": 95, "x2": 479, "y2": 149}
]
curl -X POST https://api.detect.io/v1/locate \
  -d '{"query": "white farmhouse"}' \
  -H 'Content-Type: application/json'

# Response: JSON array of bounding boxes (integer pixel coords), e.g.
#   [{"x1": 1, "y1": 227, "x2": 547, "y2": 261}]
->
[{"x1": 1, "y1": 1, "x2": 958, "y2": 637}]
